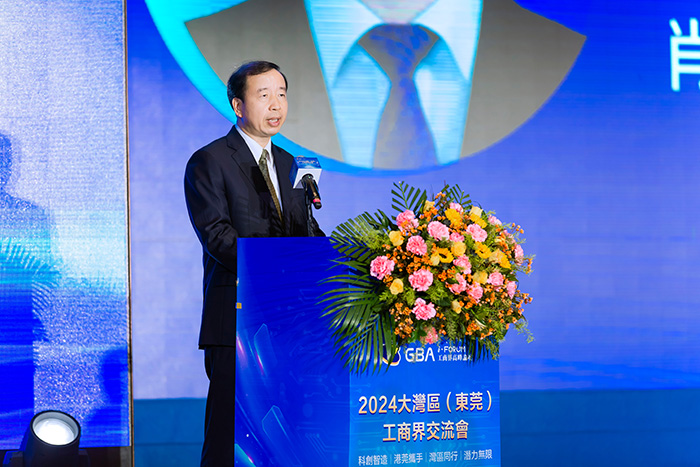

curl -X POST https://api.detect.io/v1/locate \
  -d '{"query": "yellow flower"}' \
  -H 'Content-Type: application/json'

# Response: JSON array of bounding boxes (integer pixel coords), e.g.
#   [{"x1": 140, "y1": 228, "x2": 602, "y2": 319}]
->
[
  {"x1": 451, "y1": 300, "x2": 462, "y2": 313},
  {"x1": 436, "y1": 247, "x2": 454, "y2": 263},
  {"x1": 423, "y1": 200, "x2": 435, "y2": 213},
  {"x1": 445, "y1": 208, "x2": 463, "y2": 227},
  {"x1": 475, "y1": 242, "x2": 491, "y2": 259},
  {"x1": 430, "y1": 253, "x2": 440, "y2": 266},
  {"x1": 451, "y1": 241, "x2": 466, "y2": 258},
  {"x1": 470, "y1": 213, "x2": 487, "y2": 228},
  {"x1": 488, "y1": 250, "x2": 502, "y2": 263},
  {"x1": 390, "y1": 278, "x2": 404, "y2": 295},
  {"x1": 468, "y1": 206, "x2": 487, "y2": 227},
  {"x1": 388, "y1": 230, "x2": 404, "y2": 247},
  {"x1": 499, "y1": 252, "x2": 512, "y2": 269},
  {"x1": 473, "y1": 270, "x2": 488, "y2": 284},
  {"x1": 489, "y1": 250, "x2": 511, "y2": 269}
]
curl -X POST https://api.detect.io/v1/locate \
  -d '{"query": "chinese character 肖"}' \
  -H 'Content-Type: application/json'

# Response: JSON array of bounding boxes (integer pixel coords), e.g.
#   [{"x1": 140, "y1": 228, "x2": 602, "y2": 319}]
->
[{"x1": 670, "y1": 18, "x2": 700, "y2": 91}]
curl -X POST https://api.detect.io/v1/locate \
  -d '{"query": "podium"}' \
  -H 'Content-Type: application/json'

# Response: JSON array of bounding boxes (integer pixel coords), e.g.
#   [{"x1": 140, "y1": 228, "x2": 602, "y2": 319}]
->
[{"x1": 234, "y1": 238, "x2": 501, "y2": 466}]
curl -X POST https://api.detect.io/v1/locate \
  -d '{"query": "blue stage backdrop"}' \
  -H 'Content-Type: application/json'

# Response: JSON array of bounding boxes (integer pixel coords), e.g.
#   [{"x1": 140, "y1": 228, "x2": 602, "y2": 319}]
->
[
  {"x1": 128, "y1": 0, "x2": 700, "y2": 464},
  {"x1": 0, "y1": 1, "x2": 129, "y2": 449},
  {"x1": 130, "y1": 0, "x2": 700, "y2": 398}
]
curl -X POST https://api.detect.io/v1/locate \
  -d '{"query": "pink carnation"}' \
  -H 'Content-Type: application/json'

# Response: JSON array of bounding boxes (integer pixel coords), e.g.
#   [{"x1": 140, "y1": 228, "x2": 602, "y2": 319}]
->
[
  {"x1": 488, "y1": 215, "x2": 502, "y2": 225},
  {"x1": 514, "y1": 244, "x2": 524, "y2": 265},
  {"x1": 448, "y1": 273, "x2": 467, "y2": 294},
  {"x1": 468, "y1": 283, "x2": 483, "y2": 302},
  {"x1": 396, "y1": 210, "x2": 419, "y2": 233},
  {"x1": 453, "y1": 255, "x2": 472, "y2": 274},
  {"x1": 423, "y1": 326, "x2": 439, "y2": 344},
  {"x1": 409, "y1": 269, "x2": 433, "y2": 292},
  {"x1": 369, "y1": 255, "x2": 394, "y2": 280},
  {"x1": 487, "y1": 272, "x2": 504, "y2": 287},
  {"x1": 412, "y1": 298, "x2": 436, "y2": 321},
  {"x1": 427, "y1": 221, "x2": 450, "y2": 241},
  {"x1": 506, "y1": 281, "x2": 517, "y2": 298},
  {"x1": 449, "y1": 202, "x2": 464, "y2": 213},
  {"x1": 406, "y1": 235, "x2": 428, "y2": 256},
  {"x1": 449, "y1": 232, "x2": 464, "y2": 242},
  {"x1": 466, "y1": 224, "x2": 487, "y2": 243}
]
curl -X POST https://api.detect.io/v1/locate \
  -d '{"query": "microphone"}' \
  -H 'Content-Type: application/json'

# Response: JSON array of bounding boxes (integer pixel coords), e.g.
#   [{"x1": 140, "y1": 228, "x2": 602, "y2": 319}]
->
[
  {"x1": 302, "y1": 174, "x2": 322, "y2": 209},
  {"x1": 290, "y1": 156, "x2": 322, "y2": 209}
]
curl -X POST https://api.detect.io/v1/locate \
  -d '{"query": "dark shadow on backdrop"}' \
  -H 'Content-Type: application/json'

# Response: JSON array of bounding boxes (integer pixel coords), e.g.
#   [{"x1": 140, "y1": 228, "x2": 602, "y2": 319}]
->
[{"x1": 0, "y1": 132, "x2": 56, "y2": 446}]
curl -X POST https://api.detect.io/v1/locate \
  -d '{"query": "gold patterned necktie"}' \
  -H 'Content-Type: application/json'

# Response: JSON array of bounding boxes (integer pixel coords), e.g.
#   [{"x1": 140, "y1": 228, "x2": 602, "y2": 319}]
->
[{"x1": 258, "y1": 149, "x2": 283, "y2": 224}]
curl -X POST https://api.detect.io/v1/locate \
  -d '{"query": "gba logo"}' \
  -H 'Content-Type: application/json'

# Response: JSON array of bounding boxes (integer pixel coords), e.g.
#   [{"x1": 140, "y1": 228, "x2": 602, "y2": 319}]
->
[
  {"x1": 385, "y1": 346, "x2": 435, "y2": 366},
  {"x1": 146, "y1": 0, "x2": 584, "y2": 172}
]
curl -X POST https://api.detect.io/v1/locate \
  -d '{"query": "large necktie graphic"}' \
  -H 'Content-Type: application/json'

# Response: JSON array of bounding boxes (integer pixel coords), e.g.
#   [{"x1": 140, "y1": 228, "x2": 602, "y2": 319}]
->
[
  {"x1": 258, "y1": 149, "x2": 283, "y2": 226},
  {"x1": 359, "y1": 24, "x2": 439, "y2": 169}
]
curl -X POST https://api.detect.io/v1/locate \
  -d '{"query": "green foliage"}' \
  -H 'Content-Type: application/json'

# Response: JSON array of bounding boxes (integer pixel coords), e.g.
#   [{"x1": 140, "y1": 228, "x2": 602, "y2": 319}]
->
[
  {"x1": 322, "y1": 208, "x2": 397, "y2": 374},
  {"x1": 391, "y1": 181, "x2": 427, "y2": 216},
  {"x1": 426, "y1": 282, "x2": 450, "y2": 305},
  {"x1": 443, "y1": 184, "x2": 472, "y2": 209},
  {"x1": 445, "y1": 318, "x2": 458, "y2": 341},
  {"x1": 403, "y1": 288, "x2": 416, "y2": 307},
  {"x1": 322, "y1": 181, "x2": 531, "y2": 375}
]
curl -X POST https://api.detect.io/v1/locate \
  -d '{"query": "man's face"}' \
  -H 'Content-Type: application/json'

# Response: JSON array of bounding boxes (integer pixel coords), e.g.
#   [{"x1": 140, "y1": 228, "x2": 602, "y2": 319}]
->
[{"x1": 233, "y1": 69, "x2": 288, "y2": 146}]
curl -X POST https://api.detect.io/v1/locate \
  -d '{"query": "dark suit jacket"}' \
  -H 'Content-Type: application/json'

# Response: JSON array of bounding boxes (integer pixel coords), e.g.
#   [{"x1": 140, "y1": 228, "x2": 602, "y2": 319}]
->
[{"x1": 184, "y1": 126, "x2": 324, "y2": 347}]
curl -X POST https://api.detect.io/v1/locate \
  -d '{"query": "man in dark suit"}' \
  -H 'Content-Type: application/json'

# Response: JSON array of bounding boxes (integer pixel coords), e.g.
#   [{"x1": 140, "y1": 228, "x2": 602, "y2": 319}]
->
[{"x1": 184, "y1": 61, "x2": 324, "y2": 467}]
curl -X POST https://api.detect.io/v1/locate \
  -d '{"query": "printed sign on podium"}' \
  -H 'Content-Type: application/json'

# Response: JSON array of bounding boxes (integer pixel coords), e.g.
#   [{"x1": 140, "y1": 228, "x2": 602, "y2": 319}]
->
[{"x1": 235, "y1": 238, "x2": 500, "y2": 466}]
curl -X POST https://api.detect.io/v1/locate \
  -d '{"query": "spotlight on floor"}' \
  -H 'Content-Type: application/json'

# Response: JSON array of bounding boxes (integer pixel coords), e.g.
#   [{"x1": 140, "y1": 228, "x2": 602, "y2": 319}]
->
[{"x1": 2, "y1": 411, "x2": 90, "y2": 467}]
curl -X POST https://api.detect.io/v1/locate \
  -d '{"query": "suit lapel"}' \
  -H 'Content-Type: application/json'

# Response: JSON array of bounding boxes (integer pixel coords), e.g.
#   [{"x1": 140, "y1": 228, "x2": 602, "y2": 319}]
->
[
  {"x1": 226, "y1": 126, "x2": 259, "y2": 188},
  {"x1": 227, "y1": 127, "x2": 288, "y2": 233},
  {"x1": 273, "y1": 144, "x2": 293, "y2": 213}
]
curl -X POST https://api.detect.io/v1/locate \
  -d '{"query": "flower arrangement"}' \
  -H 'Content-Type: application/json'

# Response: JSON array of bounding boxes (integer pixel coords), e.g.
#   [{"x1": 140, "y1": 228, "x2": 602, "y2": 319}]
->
[{"x1": 322, "y1": 182, "x2": 533, "y2": 374}]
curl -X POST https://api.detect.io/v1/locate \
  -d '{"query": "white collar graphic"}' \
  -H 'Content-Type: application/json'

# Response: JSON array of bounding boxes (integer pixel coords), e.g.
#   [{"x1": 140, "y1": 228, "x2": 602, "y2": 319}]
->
[{"x1": 304, "y1": 0, "x2": 483, "y2": 88}]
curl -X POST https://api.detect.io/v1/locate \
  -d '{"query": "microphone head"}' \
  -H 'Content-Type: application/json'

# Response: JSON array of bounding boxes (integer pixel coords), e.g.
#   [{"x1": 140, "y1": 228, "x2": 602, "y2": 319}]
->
[
  {"x1": 301, "y1": 174, "x2": 322, "y2": 209},
  {"x1": 290, "y1": 156, "x2": 322, "y2": 189}
]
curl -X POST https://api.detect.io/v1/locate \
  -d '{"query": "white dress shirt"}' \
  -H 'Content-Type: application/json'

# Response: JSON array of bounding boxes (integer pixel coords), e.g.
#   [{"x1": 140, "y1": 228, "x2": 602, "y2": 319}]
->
[{"x1": 235, "y1": 125, "x2": 282, "y2": 211}]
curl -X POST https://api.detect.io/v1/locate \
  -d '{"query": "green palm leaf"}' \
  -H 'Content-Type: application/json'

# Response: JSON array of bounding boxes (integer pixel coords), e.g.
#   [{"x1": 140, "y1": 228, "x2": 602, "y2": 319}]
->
[
  {"x1": 322, "y1": 181, "x2": 531, "y2": 374},
  {"x1": 390, "y1": 181, "x2": 427, "y2": 215}
]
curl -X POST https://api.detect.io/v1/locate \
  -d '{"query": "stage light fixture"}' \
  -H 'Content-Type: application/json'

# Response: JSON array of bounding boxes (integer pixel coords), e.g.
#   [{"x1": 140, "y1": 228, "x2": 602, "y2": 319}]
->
[{"x1": 2, "y1": 410, "x2": 90, "y2": 467}]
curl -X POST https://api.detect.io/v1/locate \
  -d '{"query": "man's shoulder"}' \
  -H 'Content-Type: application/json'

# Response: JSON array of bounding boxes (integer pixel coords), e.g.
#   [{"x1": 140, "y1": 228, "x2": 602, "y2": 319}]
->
[
  {"x1": 197, "y1": 130, "x2": 235, "y2": 155},
  {"x1": 188, "y1": 128, "x2": 240, "y2": 162}
]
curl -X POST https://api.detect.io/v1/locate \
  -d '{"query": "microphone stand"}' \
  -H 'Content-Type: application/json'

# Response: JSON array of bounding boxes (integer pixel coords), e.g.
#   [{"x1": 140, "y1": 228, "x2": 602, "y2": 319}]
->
[
  {"x1": 301, "y1": 174, "x2": 321, "y2": 236},
  {"x1": 304, "y1": 189, "x2": 315, "y2": 237}
]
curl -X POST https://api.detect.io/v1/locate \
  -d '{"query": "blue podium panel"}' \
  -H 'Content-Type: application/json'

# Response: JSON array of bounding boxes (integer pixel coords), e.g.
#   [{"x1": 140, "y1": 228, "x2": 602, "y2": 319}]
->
[
  {"x1": 236, "y1": 237, "x2": 349, "y2": 467},
  {"x1": 350, "y1": 345, "x2": 500, "y2": 466},
  {"x1": 236, "y1": 238, "x2": 500, "y2": 466}
]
